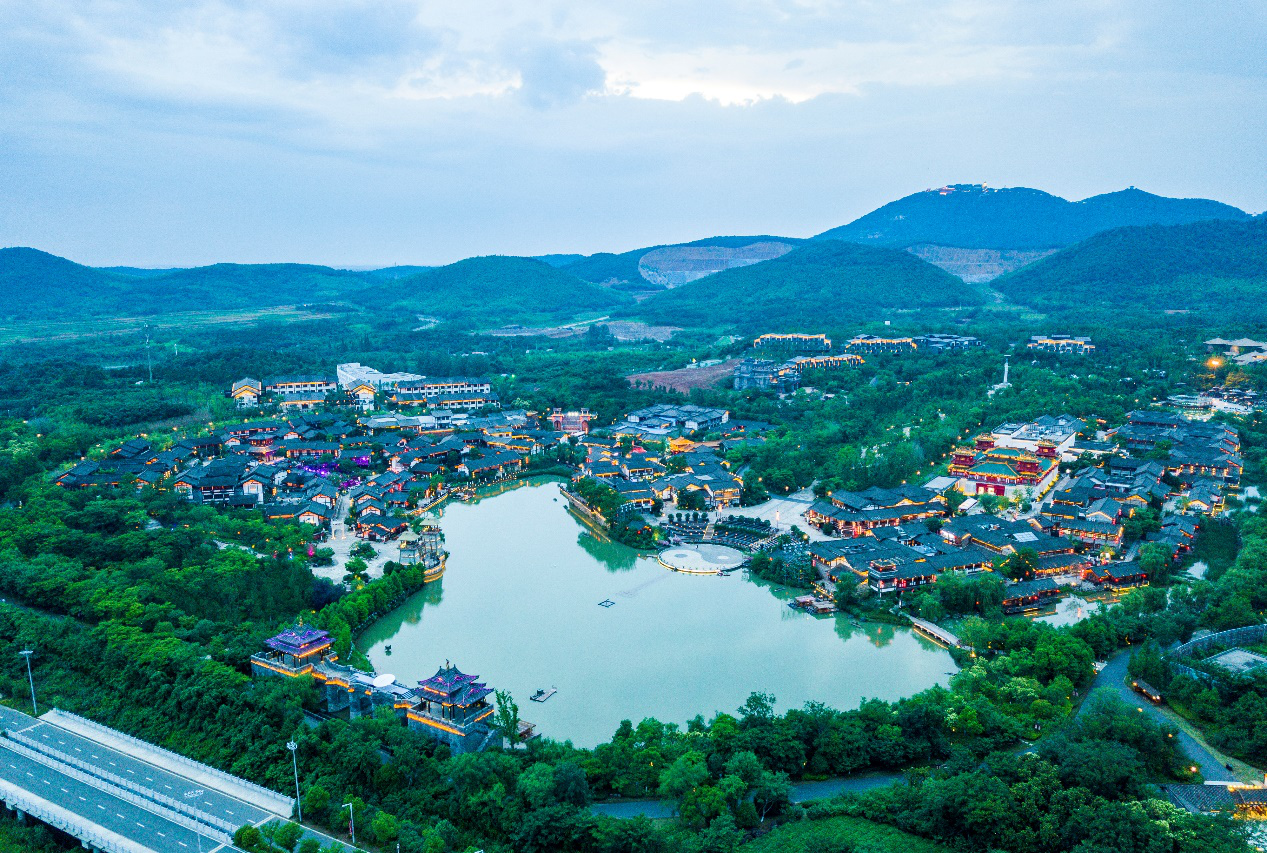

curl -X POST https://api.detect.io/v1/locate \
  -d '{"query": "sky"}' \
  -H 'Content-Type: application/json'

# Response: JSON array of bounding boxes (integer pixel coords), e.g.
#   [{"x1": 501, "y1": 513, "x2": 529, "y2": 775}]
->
[{"x1": 1, "y1": 0, "x2": 1265, "y2": 267}]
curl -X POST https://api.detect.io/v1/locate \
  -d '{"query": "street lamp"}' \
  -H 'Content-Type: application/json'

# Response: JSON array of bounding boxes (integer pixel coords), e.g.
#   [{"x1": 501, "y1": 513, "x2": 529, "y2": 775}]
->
[
  {"x1": 287, "y1": 740, "x2": 303, "y2": 822},
  {"x1": 18, "y1": 649, "x2": 36, "y2": 715},
  {"x1": 343, "y1": 802, "x2": 355, "y2": 844}
]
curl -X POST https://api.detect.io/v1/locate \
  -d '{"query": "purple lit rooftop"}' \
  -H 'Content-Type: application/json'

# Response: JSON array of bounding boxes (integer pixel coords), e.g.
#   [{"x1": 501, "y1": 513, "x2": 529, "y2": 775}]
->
[{"x1": 266, "y1": 626, "x2": 332, "y2": 654}]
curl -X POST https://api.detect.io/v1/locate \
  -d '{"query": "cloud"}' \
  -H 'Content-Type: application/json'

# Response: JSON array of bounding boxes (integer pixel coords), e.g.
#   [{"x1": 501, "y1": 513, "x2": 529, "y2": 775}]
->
[
  {"x1": 0, "y1": 0, "x2": 1263, "y2": 265},
  {"x1": 510, "y1": 38, "x2": 606, "y2": 108}
]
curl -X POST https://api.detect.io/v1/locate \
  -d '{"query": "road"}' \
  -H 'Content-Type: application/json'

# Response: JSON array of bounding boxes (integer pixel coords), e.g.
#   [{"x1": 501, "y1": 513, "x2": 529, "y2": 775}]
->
[
  {"x1": 0, "y1": 710, "x2": 275, "y2": 828},
  {"x1": 1086, "y1": 652, "x2": 1236, "y2": 782},
  {"x1": 591, "y1": 771, "x2": 903, "y2": 819},
  {"x1": 0, "y1": 741, "x2": 231, "y2": 852},
  {"x1": 592, "y1": 652, "x2": 1242, "y2": 820}
]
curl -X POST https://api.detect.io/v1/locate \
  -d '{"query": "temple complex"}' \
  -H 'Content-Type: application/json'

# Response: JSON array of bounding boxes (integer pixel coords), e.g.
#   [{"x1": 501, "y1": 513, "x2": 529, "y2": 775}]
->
[{"x1": 948, "y1": 434, "x2": 1060, "y2": 498}]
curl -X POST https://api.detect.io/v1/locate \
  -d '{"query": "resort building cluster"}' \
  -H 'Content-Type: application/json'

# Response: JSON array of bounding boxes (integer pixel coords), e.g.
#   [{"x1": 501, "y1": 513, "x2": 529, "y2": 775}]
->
[
  {"x1": 804, "y1": 406, "x2": 1241, "y2": 610},
  {"x1": 231, "y1": 364, "x2": 498, "y2": 412}
]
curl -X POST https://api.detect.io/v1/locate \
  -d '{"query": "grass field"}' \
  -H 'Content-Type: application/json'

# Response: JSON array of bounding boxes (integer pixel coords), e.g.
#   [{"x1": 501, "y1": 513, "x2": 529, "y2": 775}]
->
[
  {"x1": 0, "y1": 304, "x2": 338, "y2": 344},
  {"x1": 742, "y1": 816, "x2": 953, "y2": 853}
]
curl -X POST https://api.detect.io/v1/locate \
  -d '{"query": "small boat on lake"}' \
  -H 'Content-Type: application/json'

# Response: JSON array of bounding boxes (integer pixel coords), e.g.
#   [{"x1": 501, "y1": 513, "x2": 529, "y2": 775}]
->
[{"x1": 530, "y1": 687, "x2": 558, "y2": 703}]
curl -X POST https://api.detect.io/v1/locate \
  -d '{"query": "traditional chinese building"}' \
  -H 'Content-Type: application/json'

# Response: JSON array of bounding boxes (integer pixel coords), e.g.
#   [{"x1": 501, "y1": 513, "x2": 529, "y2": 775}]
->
[
  {"x1": 948, "y1": 434, "x2": 1060, "y2": 498},
  {"x1": 407, "y1": 663, "x2": 497, "y2": 754},
  {"x1": 1027, "y1": 335, "x2": 1094, "y2": 355},
  {"x1": 252, "y1": 629, "x2": 506, "y2": 752},
  {"x1": 805, "y1": 485, "x2": 947, "y2": 537},
  {"x1": 251, "y1": 626, "x2": 337, "y2": 679},
  {"x1": 549, "y1": 408, "x2": 595, "y2": 435}
]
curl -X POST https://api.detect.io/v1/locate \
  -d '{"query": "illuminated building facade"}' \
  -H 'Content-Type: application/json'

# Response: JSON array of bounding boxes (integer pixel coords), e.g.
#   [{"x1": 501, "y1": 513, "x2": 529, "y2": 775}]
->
[{"x1": 407, "y1": 664, "x2": 497, "y2": 754}]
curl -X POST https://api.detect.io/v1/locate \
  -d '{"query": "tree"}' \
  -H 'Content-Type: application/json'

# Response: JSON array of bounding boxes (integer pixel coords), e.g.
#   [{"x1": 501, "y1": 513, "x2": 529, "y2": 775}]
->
[
  {"x1": 233, "y1": 826, "x2": 263, "y2": 850},
  {"x1": 494, "y1": 688, "x2": 521, "y2": 747},
  {"x1": 343, "y1": 556, "x2": 369, "y2": 585},
  {"x1": 751, "y1": 770, "x2": 792, "y2": 821},
  {"x1": 302, "y1": 784, "x2": 330, "y2": 817},
  {"x1": 999, "y1": 547, "x2": 1039, "y2": 581},
  {"x1": 658, "y1": 751, "x2": 709, "y2": 805},
  {"x1": 273, "y1": 822, "x2": 304, "y2": 851},
  {"x1": 552, "y1": 761, "x2": 592, "y2": 806},
  {"x1": 677, "y1": 489, "x2": 708, "y2": 512},
  {"x1": 1138, "y1": 542, "x2": 1172, "y2": 586},
  {"x1": 370, "y1": 810, "x2": 400, "y2": 844}
]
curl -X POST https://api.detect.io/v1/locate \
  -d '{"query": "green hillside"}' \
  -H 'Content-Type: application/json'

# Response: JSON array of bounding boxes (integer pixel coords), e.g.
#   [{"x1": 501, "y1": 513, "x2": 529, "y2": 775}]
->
[
  {"x1": 0, "y1": 248, "x2": 621, "y2": 327},
  {"x1": 0, "y1": 248, "x2": 371, "y2": 320},
  {"x1": 631, "y1": 241, "x2": 983, "y2": 328},
  {"x1": 0, "y1": 247, "x2": 124, "y2": 316},
  {"x1": 994, "y1": 217, "x2": 1267, "y2": 320},
  {"x1": 373, "y1": 255, "x2": 629, "y2": 324},
  {"x1": 816, "y1": 185, "x2": 1250, "y2": 250}
]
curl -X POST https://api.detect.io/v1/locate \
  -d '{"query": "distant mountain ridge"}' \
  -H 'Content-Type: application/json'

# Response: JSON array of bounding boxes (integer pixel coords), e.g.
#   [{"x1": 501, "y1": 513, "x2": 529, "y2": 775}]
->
[
  {"x1": 0, "y1": 248, "x2": 621, "y2": 326},
  {"x1": 630, "y1": 241, "x2": 983, "y2": 329},
  {"x1": 815, "y1": 185, "x2": 1251, "y2": 251}
]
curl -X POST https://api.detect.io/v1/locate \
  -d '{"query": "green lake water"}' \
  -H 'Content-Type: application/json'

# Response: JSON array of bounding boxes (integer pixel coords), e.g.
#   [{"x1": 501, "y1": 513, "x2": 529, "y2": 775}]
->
[{"x1": 360, "y1": 480, "x2": 955, "y2": 747}]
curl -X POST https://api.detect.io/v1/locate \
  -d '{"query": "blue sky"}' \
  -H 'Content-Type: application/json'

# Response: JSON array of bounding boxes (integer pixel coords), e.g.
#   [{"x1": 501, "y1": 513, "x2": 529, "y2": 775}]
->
[{"x1": 1, "y1": 0, "x2": 1264, "y2": 267}]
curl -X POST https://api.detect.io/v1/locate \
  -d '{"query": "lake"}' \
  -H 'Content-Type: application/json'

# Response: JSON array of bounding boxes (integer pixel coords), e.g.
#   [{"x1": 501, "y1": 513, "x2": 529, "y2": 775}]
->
[{"x1": 360, "y1": 479, "x2": 955, "y2": 747}]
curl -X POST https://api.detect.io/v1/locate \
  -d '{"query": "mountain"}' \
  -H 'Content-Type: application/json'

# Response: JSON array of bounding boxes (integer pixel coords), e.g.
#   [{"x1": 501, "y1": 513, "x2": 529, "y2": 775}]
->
[
  {"x1": 0, "y1": 248, "x2": 623, "y2": 327},
  {"x1": 815, "y1": 185, "x2": 1251, "y2": 251},
  {"x1": 994, "y1": 218, "x2": 1267, "y2": 321},
  {"x1": 0, "y1": 248, "x2": 122, "y2": 314},
  {"x1": 369, "y1": 256, "x2": 629, "y2": 323},
  {"x1": 631, "y1": 241, "x2": 983, "y2": 329},
  {"x1": 99, "y1": 266, "x2": 189, "y2": 278},
  {"x1": 0, "y1": 247, "x2": 374, "y2": 321},
  {"x1": 533, "y1": 254, "x2": 586, "y2": 268},
  {"x1": 565, "y1": 235, "x2": 803, "y2": 286}
]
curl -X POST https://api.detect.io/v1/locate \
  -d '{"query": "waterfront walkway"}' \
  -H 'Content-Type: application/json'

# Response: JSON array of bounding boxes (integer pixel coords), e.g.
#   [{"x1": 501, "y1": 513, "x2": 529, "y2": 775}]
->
[{"x1": 908, "y1": 616, "x2": 963, "y2": 649}]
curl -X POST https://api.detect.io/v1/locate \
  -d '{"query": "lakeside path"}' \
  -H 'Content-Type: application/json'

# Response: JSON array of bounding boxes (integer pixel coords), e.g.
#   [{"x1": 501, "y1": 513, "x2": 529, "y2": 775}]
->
[{"x1": 591, "y1": 649, "x2": 1262, "y2": 820}]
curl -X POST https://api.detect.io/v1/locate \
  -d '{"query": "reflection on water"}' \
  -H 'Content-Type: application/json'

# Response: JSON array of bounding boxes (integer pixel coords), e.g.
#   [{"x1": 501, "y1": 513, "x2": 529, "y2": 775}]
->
[
  {"x1": 1036, "y1": 596, "x2": 1099, "y2": 627},
  {"x1": 577, "y1": 531, "x2": 640, "y2": 572},
  {"x1": 359, "y1": 481, "x2": 954, "y2": 746}
]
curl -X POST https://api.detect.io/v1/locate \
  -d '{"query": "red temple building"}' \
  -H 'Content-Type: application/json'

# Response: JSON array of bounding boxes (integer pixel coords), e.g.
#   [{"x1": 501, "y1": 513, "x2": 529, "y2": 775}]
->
[{"x1": 948, "y1": 434, "x2": 1060, "y2": 498}]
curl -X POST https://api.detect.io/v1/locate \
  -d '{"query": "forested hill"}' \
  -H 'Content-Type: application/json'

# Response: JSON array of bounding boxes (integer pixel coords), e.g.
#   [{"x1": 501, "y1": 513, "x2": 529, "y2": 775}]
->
[
  {"x1": 630, "y1": 241, "x2": 983, "y2": 329},
  {"x1": 0, "y1": 247, "x2": 370, "y2": 320},
  {"x1": 994, "y1": 217, "x2": 1267, "y2": 320},
  {"x1": 0, "y1": 248, "x2": 623, "y2": 326},
  {"x1": 815, "y1": 185, "x2": 1251, "y2": 250},
  {"x1": 367, "y1": 255, "x2": 629, "y2": 323}
]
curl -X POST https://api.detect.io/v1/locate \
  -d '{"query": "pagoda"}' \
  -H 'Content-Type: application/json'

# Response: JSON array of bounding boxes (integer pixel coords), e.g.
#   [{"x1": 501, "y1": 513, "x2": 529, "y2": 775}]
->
[
  {"x1": 251, "y1": 625, "x2": 336, "y2": 678},
  {"x1": 407, "y1": 662, "x2": 496, "y2": 754}
]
